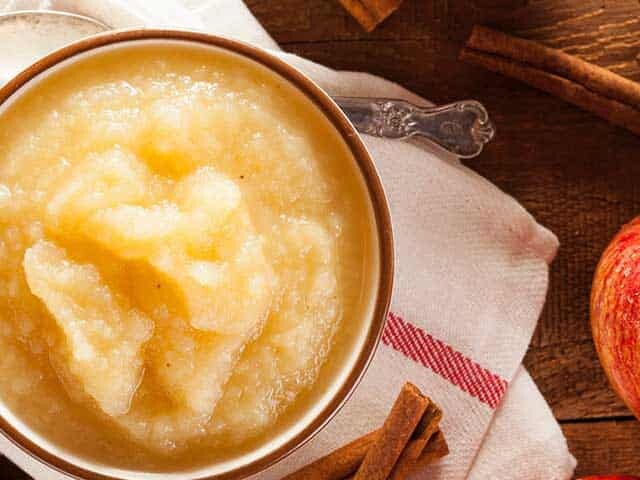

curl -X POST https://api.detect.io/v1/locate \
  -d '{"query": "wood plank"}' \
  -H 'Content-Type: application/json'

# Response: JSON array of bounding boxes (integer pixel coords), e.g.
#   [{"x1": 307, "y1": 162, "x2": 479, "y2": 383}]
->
[
  {"x1": 524, "y1": 341, "x2": 631, "y2": 420},
  {"x1": 563, "y1": 418, "x2": 640, "y2": 478}
]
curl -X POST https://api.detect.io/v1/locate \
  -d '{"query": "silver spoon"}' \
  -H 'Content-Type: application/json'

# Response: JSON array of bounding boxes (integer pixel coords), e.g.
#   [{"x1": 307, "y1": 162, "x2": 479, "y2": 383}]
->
[
  {"x1": 0, "y1": 10, "x2": 494, "y2": 158},
  {"x1": 334, "y1": 96, "x2": 494, "y2": 158}
]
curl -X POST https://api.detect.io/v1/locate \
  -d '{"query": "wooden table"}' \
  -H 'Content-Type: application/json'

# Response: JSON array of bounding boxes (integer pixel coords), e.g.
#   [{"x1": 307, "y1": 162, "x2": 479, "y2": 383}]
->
[{"x1": 2, "y1": 1, "x2": 640, "y2": 478}]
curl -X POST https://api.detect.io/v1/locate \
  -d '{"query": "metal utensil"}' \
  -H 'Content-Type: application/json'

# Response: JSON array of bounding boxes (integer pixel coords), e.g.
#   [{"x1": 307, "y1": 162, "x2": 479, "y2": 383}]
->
[
  {"x1": 334, "y1": 97, "x2": 495, "y2": 158},
  {"x1": 0, "y1": 10, "x2": 495, "y2": 158}
]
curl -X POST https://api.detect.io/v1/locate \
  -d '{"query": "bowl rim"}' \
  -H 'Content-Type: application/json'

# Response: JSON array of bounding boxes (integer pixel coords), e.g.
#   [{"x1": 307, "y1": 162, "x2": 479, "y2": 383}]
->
[{"x1": 0, "y1": 28, "x2": 394, "y2": 480}]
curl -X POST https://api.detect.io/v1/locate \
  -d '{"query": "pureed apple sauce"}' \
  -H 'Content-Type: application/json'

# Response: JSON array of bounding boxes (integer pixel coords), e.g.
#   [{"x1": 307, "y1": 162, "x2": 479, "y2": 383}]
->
[{"x1": 0, "y1": 44, "x2": 376, "y2": 469}]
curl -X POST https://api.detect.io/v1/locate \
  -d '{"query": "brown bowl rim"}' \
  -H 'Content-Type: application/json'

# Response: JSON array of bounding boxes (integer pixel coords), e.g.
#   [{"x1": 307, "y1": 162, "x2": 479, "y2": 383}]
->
[{"x1": 0, "y1": 28, "x2": 394, "y2": 480}]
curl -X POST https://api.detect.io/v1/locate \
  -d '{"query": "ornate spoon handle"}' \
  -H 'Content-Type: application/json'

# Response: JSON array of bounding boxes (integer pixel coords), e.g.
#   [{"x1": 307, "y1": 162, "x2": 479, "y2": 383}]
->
[{"x1": 333, "y1": 97, "x2": 495, "y2": 158}]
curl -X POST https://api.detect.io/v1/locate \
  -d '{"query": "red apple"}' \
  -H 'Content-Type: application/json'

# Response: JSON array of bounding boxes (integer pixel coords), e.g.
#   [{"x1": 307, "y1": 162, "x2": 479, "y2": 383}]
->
[{"x1": 591, "y1": 217, "x2": 640, "y2": 419}]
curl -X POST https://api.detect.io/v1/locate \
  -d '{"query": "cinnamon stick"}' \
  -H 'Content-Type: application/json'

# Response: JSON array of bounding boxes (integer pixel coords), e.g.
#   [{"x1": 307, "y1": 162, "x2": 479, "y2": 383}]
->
[
  {"x1": 389, "y1": 401, "x2": 442, "y2": 480},
  {"x1": 282, "y1": 384, "x2": 447, "y2": 480},
  {"x1": 282, "y1": 429, "x2": 379, "y2": 480},
  {"x1": 412, "y1": 430, "x2": 449, "y2": 470},
  {"x1": 467, "y1": 26, "x2": 640, "y2": 109},
  {"x1": 342, "y1": 431, "x2": 446, "y2": 480},
  {"x1": 337, "y1": 0, "x2": 403, "y2": 32},
  {"x1": 460, "y1": 25, "x2": 640, "y2": 136},
  {"x1": 354, "y1": 382, "x2": 429, "y2": 480}
]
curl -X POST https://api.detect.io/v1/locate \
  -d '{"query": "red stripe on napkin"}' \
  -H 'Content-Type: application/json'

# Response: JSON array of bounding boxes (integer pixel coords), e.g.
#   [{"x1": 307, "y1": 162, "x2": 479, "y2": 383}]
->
[{"x1": 382, "y1": 312, "x2": 508, "y2": 409}]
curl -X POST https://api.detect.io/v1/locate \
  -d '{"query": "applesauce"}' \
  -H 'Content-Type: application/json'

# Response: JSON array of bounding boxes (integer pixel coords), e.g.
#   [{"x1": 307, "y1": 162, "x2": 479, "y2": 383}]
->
[{"x1": 0, "y1": 43, "x2": 377, "y2": 470}]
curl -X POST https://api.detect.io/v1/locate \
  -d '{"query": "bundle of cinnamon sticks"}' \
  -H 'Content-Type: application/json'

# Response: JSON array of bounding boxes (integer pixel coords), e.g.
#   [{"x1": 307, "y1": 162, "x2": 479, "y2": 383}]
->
[
  {"x1": 283, "y1": 383, "x2": 448, "y2": 480},
  {"x1": 460, "y1": 25, "x2": 640, "y2": 136}
]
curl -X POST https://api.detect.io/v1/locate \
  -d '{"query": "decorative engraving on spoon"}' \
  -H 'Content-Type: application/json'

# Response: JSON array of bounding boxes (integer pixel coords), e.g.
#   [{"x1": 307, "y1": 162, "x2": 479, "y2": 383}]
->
[{"x1": 334, "y1": 97, "x2": 495, "y2": 158}]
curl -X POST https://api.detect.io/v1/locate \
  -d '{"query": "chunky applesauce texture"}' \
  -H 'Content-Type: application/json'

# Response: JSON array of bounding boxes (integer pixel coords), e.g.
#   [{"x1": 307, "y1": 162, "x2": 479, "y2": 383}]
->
[{"x1": 0, "y1": 45, "x2": 374, "y2": 469}]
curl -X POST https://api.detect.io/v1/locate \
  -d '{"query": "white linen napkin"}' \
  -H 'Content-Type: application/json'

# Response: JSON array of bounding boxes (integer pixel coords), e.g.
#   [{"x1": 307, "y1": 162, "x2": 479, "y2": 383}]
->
[{"x1": 0, "y1": 1, "x2": 577, "y2": 479}]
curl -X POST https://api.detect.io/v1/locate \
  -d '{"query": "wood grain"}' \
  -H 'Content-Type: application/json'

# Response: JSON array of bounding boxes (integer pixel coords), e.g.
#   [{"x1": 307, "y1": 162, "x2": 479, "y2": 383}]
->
[
  {"x1": 524, "y1": 340, "x2": 631, "y2": 420},
  {"x1": 563, "y1": 419, "x2": 640, "y2": 477},
  {"x1": 4, "y1": 0, "x2": 640, "y2": 477}
]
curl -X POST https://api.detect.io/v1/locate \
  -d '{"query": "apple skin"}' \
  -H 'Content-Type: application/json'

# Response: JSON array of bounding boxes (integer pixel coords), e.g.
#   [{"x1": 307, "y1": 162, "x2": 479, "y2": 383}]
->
[{"x1": 591, "y1": 217, "x2": 640, "y2": 420}]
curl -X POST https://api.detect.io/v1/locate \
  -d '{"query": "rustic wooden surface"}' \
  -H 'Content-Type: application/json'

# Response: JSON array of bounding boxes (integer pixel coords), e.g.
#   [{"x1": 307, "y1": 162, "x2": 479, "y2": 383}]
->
[{"x1": 2, "y1": 0, "x2": 640, "y2": 478}]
